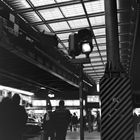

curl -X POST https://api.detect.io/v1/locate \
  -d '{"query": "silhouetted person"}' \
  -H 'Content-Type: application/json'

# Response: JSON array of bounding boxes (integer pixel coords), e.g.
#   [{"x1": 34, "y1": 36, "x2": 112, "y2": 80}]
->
[
  {"x1": 71, "y1": 112, "x2": 78, "y2": 131},
  {"x1": 96, "y1": 110, "x2": 101, "y2": 132},
  {"x1": 134, "y1": 112, "x2": 138, "y2": 132},
  {"x1": 0, "y1": 97, "x2": 13, "y2": 140},
  {"x1": 52, "y1": 100, "x2": 71, "y2": 140},
  {"x1": 11, "y1": 94, "x2": 28, "y2": 140},
  {"x1": 43, "y1": 106, "x2": 55, "y2": 140},
  {"x1": 69, "y1": 113, "x2": 73, "y2": 131},
  {"x1": 86, "y1": 110, "x2": 94, "y2": 132}
]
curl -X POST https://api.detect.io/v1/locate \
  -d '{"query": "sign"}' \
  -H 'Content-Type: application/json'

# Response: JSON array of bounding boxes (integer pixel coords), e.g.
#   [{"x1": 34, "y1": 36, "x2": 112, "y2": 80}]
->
[{"x1": 87, "y1": 95, "x2": 99, "y2": 103}]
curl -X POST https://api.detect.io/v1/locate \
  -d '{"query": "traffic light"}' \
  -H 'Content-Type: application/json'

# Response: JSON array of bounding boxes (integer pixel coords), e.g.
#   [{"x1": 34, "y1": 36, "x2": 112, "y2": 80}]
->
[
  {"x1": 68, "y1": 28, "x2": 93, "y2": 58},
  {"x1": 78, "y1": 29, "x2": 93, "y2": 58}
]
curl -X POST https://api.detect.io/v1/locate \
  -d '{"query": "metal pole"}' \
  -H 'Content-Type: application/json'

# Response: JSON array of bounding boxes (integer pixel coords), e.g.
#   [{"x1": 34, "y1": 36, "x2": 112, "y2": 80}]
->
[
  {"x1": 79, "y1": 64, "x2": 84, "y2": 140},
  {"x1": 105, "y1": 0, "x2": 120, "y2": 72},
  {"x1": 101, "y1": 2, "x2": 134, "y2": 139}
]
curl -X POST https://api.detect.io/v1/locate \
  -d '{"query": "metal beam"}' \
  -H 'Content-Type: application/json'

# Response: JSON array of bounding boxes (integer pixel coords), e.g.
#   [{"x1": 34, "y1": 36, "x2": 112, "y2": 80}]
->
[
  {"x1": 30, "y1": 12, "x2": 105, "y2": 26},
  {"x1": 15, "y1": 0, "x2": 94, "y2": 13},
  {"x1": 29, "y1": 9, "x2": 128, "y2": 26},
  {"x1": 0, "y1": 68, "x2": 61, "y2": 92},
  {"x1": 54, "y1": 22, "x2": 130, "y2": 34},
  {"x1": 84, "y1": 68, "x2": 104, "y2": 72},
  {"x1": 61, "y1": 32, "x2": 130, "y2": 42}
]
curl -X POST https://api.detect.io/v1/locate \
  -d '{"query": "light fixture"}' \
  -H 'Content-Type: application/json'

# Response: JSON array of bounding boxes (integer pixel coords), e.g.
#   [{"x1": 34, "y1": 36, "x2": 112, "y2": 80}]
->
[
  {"x1": 82, "y1": 42, "x2": 91, "y2": 53},
  {"x1": 40, "y1": 87, "x2": 46, "y2": 90},
  {"x1": 96, "y1": 82, "x2": 100, "y2": 92},
  {"x1": 80, "y1": 40, "x2": 93, "y2": 58},
  {"x1": 0, "y1": 85, "x2": 34, "y2": 96},
  {"x1": 48, "y1": 94, "x2": 55, "y2": 98}
]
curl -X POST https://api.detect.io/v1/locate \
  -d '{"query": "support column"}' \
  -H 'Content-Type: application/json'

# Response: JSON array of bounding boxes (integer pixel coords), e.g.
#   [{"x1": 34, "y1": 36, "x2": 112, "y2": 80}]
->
[
  {"x1": 79, "y1": 64, "x2": 84, "y2": 140},
  {"x1": 105, "y1": 0, "x2": 120, "y2": 73},
  {"x1": 100, "y1": 0, "x2": 134, "y2": 139}
]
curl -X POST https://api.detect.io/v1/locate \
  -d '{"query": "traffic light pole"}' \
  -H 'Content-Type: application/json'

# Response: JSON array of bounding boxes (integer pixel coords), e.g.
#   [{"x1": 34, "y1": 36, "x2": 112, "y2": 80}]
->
[
  {"x1": 79, "y1": 63, "x2": 84, "y2": 140},
  {"x1": 70, "y1": 58, "x2": 90, "y2": 140}
]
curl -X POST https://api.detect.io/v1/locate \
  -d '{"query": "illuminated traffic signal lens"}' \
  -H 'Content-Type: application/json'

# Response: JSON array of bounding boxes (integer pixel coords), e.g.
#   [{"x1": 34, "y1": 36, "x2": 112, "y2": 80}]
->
[{"x1": 82, "y1": 42, "x2": 91, "y2": 53}]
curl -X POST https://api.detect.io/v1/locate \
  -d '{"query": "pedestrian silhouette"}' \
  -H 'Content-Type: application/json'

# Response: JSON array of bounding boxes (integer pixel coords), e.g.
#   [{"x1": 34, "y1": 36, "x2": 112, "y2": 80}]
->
[
  {"x1": 0, "y1": 97, "x2": 13, "y2": 140},
  {"x1": 71, "y1": 112, "x2": 78, "y2": 131},
  {"x1": 52, "y1": 100, "x2": 71, "y2": 140},
  {"x1": 43, "y1": 106, "x2": 55, "y2": 140},
  {"x1": 11, "y1": 94, "x2": 28, "y2": 140}
]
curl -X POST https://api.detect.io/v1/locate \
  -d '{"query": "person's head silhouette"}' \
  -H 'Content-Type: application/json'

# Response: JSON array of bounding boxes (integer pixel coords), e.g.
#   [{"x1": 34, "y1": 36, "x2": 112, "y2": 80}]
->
[
  {"x1": 59, "y1": 100, "x2": 64, "y2": 107},
  {"x1": 12, "y1": 94, "x2": 20, "y2": 105}
]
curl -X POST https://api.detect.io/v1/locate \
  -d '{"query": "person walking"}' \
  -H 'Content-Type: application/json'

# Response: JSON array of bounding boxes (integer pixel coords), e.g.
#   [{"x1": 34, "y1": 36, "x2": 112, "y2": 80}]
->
[
  {"x1": 0, "y1": 97, "x2": 13, "y2": 140},
  {"x1": 87, "y1": 110, "x2": 94, "y2": 132},
  {"x1": 43, "y1": 107, "x2": 55, "y2": 140},
  {"x1": 11, "y1": 94, "x2": 28, "y2": 140},
  {"x1": 0, "y1": 94, "x2": 28, "y2": 140},
  {"x1": 52, "y1": 100, "x2": 71, "y2": 140},
  {"x1": 71, "y1": 112, "x2": 78, "y2": 131}
]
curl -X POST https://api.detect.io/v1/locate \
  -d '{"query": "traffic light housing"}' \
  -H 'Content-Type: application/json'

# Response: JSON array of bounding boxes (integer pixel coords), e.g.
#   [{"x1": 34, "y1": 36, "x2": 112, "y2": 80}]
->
[
  {"x1": 68, "y1": 29, "x2": 93, "y2": 58},
  {"x1": 68, "y1": 33, "x2": 81, "y2": 58}
]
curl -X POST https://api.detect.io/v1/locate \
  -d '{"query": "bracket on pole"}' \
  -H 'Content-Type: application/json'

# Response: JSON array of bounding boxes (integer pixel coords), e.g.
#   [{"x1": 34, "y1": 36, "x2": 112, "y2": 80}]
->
[{"x1": 70, "y1": 57, "x2": 90, "y2": 64}]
